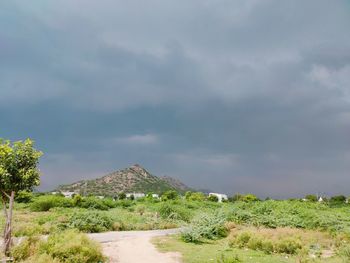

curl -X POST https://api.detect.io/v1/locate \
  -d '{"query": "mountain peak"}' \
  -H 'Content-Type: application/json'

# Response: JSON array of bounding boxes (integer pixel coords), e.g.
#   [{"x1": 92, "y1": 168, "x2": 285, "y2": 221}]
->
[{"x1": 56, "y1": 165, "x2": 191, "y2": 196}]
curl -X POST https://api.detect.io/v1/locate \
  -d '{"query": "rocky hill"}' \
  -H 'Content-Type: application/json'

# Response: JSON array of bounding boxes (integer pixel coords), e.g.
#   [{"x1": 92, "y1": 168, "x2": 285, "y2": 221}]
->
[{"x1": 56, "y1": 164, "x2": 192, "y2": 196}]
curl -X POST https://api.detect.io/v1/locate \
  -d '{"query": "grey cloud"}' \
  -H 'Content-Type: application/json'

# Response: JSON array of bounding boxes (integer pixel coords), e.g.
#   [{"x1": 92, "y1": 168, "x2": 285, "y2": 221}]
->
[{"x1": 1, "y1": 0, "x2": 350, "y2": 198}]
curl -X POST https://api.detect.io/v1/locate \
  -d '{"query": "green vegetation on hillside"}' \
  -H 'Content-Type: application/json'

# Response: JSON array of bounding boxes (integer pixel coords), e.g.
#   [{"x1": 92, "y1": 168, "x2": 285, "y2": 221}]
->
[{"x1": 56, "y1": 164, "x2": 192, "y2": 196}]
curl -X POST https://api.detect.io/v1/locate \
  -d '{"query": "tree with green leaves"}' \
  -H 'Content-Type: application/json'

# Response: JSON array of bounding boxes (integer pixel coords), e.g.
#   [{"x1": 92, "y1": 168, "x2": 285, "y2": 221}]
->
[{"x1": 0, "y1": 139, "x2": 42, "y2": 255}]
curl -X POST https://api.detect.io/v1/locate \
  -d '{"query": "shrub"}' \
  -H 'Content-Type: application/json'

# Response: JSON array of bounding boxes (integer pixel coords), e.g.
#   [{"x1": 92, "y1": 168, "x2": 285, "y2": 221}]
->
[
  {"x1": 330, "y1": 195, "x2": 346, "y2": 203},
  {"x1": 136, "y1": 205, "x2": 146, "y2": 216},
  {"x1": 65, "y1": 211, "x2": 113, "y2": 233},
  {"x1": 338, "y1": 244, "x2": 350, "y2": 260},
  {"x1": 72, "y1": 194, "x2": 83, "y2": 206},
  {"x1": 275, "y1": 238, "x2": 302, "y2": 254},
  {"x1": 11, "y1": 235, "x2": 42, "y2": 261},
  {"x1": 30, "y1": 195, "x2": 72, "y2": 211},
  {"x1": 158, "y1": 203, "x2": 191, "y2": 222},
  {"x1": 41, "y1": 230, "x2": 105, "y2": 263},
  {"x1": 102, "y1": 197, "x2": 117, "y2": 208},
  {"x1": 118, "y1": 192, "x2": 126, "y2": 200},
  {"x1": 241, "y1": 194, "x2": 259, "y2": 202},
  {"x1": 181, "y1": 212, "x2": 227, "y2": 243},
  {"x1": 305, "y1": 195, "x2": 317, "y2": 202},
  {"x1": 15, "y1": 191, "x2": 34, "y2": 203},
  {"x1": 161, "y1": 190, "x2": 179, "y2": 201},
  {"x1": 208, "y1": 195, "x2": 219, "y2": 202},
  {"x1": 185, "y1": 192, "x2": 206, "y2": 201},
  {"x1": 216, "y1": 254, "x2": 241, "y2": 263},
  {"x1": 230, "y1": 232, "x2": 252, "y2": 248},
  {"x1": 79, "y1": 197, "x2": 108, "y2": 210}
]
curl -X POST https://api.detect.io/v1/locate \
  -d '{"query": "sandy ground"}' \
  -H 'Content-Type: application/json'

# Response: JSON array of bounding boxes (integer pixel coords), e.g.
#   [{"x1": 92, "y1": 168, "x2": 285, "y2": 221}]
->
[{"x1": 88, "y1": 229, "x2": 182, "y2": 263}]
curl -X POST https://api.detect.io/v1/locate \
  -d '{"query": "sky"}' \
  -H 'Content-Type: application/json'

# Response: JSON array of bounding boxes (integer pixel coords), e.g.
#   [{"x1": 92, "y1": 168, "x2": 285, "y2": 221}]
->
[{"x1": 1, "y1": 0, "x2": 350, "y2": 198}]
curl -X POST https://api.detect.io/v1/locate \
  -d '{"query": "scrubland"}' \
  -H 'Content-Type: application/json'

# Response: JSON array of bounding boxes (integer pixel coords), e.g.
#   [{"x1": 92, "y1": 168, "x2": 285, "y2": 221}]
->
[{"x1": 2, "y1": 193, "x2": 350, "y2": 262}]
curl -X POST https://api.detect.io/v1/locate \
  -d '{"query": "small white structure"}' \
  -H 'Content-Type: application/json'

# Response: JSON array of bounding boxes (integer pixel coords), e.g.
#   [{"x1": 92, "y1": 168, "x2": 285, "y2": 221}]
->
[
  {"x1": 152, "y1": 194, "x2": 159, "y2": 199},
  {"x1": 126, "y1": 193, "x2": 145, "y2": 199},
  {"x1": 209, "y1": 193, "x2": 228, "y2": 202},
  {"x1": 61, "y1": 191, "x2": 76, "y2": 198},
  {"x1": 318, "y1": 197, "x2": 324, "y2": 202},
  {"x1": 96, "y1": 196, "x2": 104, "y2": 199}
]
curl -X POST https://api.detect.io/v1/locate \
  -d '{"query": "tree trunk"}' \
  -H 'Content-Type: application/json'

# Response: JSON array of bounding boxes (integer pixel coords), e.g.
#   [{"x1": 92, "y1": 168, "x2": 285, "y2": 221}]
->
[{"x1": 3, "y1": 191, "x2": 14, "y2": 256}]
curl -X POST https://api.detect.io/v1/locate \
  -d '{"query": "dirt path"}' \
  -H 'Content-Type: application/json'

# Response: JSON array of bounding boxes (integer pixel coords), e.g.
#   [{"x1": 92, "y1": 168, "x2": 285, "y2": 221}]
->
[{"x1": 88, "y1": 229, "x2": 182, "y2": 263}]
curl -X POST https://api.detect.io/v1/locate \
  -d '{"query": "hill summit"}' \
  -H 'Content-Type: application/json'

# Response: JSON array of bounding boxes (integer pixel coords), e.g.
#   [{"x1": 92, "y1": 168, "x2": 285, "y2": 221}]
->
[{"x1": 56, "y1": 164, "x2": 191, "y2": 196}]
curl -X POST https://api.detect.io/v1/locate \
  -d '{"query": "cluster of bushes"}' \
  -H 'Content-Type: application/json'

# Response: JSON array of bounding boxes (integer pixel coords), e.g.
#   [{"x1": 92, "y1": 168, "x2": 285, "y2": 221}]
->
[
  {"x1": 11, "y1": 230, "x2": 105, "y2": 263},
  {"x1": 62, "y1": 211, "x2": 114, "y2": 233},
  {"x1": 226, "y1": 200, "x2": 346, "y2": 232},
  {"x1": 29, "y1": 194, "x2": 134, "y2": 212},
  {"x1": 158, "y1": 202, "x2": 192, "y2": 222},
  {"x1": 181, "y1": 212, "x2": 228, "y2": 243},
  {"x1": 229, "y1": 231, "x2": 302, "y2": 255}
]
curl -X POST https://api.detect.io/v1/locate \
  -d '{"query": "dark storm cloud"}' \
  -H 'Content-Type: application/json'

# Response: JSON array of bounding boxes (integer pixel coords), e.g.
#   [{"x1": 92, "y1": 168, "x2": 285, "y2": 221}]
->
[{"x1": 1, "y1": 0, "x2": 350, "y2": 197}]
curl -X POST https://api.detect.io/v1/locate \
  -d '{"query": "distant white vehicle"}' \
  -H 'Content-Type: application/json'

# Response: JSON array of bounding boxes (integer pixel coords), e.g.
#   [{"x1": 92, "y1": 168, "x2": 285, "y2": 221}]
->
[
  {"x1": 209, "y1": 193, "x2": 228, "y2": 202},
  {"x1": 126, "y1": 193, "x2": 145, "y2": 199}
]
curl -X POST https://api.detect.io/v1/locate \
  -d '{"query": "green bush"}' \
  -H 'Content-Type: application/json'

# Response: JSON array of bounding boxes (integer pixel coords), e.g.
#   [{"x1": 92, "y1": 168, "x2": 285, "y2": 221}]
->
[
  {"x1": 30, "y1": 195, "x2": 73, "y2": 211},
  {"x1": 12, "y1": 230, "x2": 104, "y2": 263},
  {"x1": 158, "y1": 203, "x2": 191, "y2": 222},
  {"x1": 181, "y1": 212, "x2": 227, "y2": 243},
  {"x1": 41, "y1": 230, "x2": 105, "y2": 263},
  {"x1": 208, "y1": 195, "x2": 219, "y2": 202},
  {"x1": 102, "y1": 197, "x2": 117, "y2": 208},
  {"x1": 64, "y1": 211, "x2": 113, "y2": 233},
  {"x1": 78, "y1": 197, "x2": 108, "y2": 210},
  {"x1": 231, "y1": 232, "x2": 252, "y2": 248},
  {"x1": 161, "y1": 190, "x2": 179, "y2": 201},
  {"x1": 11, "y1": 235, "x2": 42, "y2": 261},
  {"x1": 338, "y1": 244, "x2": 350, "y2": 260},
  {"x1": 305, "y1": 195, "x2": 317, "y2": 202},
  {"x1": 15, "y1": 191, "x2": 34, "y2": 203},
  {"x1": 275, "y1": 238, "x2": 302, "y2": 254},
  {"x1": 216, "y1": 254, "x2": 241, "y2": 263}
]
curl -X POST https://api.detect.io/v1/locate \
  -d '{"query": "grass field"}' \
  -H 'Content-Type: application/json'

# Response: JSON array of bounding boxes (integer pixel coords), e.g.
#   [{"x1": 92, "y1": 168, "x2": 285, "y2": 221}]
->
[{"x1": 1, "y1": 194, "x2": 350, "y2": 262}]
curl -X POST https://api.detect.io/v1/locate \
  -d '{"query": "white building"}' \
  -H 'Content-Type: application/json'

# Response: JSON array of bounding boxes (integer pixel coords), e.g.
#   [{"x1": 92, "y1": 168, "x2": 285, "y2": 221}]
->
[
  {"x1": 126, "y1": 193, "x2": 145, "y2": 199},
  {"x1": 61, "y1": 191, "x2": 76, "y2": 198},
  {"x1": 152, "y1": 194, "x2": 159, "y2": 199},
  {"x1": 209, "y1": 193, "x2": 228, "y2": 202}
]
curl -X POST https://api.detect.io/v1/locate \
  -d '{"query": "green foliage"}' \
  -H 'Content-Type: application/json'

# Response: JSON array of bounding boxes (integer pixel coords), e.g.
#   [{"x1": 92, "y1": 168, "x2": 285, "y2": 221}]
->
[
  {"x1": 78, "y1": 197, "x2": 108, "y2": 210},
  {"x1": 64, "y1": 211, "x2": 113, "y2": 233},
  {"x1": 216, "y1": 254, "x2": 241, "y2": 263},
  {"x1": 226, "y1": 200, "x2": 346, "y2": 232},
  {"x1": 185, "y1": 191, "x2": 206, "y2": 201},
  {"x1": 330, "y1": 195, "x2": 346, "y2": 203},
  {"x1": 15, "y1": 191, "x2": 34, "y2": 203},
  {"x1": 158, "y1": 203, "x2": 191, "y2": 222},
  {"x1": 12, "y1": 230, "x2": 105, "y2": 263},
  {"x1": 161, "y1": 190, "x2": 179, "y2": 201},
  {"x1": 181, "y1": 212, "x2": 227, "y2": 243},
  {"x1": 305, "y1": 194, "x2": 317, "y2": 202},
  {"x1": 274, "y1": 238, "x2": 302, "y2": 254},
  {"x1": 11, "y1": 235, "x2": 42, "y2": 261},
  {"x1": 0, "y1": 138, "x2": 43, "y2": 193},
  {"x1": 338, "y1": 244, "x2": 350, "y2": 260},
  {"x1": 41, "y1": 230, "x2": 105, "y2": 263},
  {"x1": 208, "y1": 195, "x2": 219, "y2": 202},
  {"x1": 229, "y1": 193, "x2": 243, "y2": 202},
  {"x1": 229, "y1": 231, "x2": 302, "y2": 255},
  {"x1": 72, "y1": 194, "x2": 83, "y2": 206},
  {"x1": 118, "y1": 192, "x2": 126, "y2": 200},
  {"x1": 102, "y1": 197, "x2": 117, "y2": 208},
  {"x1": 30, "y1": 195, "x2": 73, "y2": 211},
  {"x1": 241, "y1": 194, "x2": 259, "y2": 202}
]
